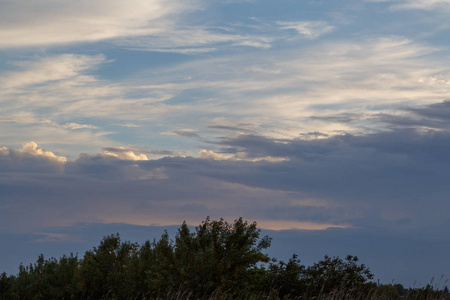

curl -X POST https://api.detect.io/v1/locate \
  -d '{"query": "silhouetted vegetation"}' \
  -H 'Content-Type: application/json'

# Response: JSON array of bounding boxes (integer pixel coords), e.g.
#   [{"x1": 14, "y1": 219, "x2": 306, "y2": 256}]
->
[{"x1": 0, "y1": 217, "x2": 448, "y2": 299}]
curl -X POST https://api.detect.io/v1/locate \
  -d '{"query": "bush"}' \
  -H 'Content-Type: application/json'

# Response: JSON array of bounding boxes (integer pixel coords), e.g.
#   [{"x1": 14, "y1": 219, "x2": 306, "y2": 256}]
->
[{"x1": 0, "y1": 217, "x2": 397, "y2": 300}]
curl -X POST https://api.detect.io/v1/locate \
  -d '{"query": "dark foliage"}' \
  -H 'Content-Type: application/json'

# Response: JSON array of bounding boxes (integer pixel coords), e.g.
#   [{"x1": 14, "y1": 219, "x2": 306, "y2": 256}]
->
[
  {"x1": 1, "y1": 217, "x2": 441, "y2": 299},
  {"x1": 302, "y1": 254, "x2": 374, "y2": 296}
]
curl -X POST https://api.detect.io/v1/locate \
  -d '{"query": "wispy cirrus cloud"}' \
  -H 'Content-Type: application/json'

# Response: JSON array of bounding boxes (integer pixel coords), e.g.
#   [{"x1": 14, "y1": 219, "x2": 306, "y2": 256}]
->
[
  {"x1": 198, "y1": 149, "x2": 288, "y2": 162},
  {"x1": 2, "y1": 35, "x2": 450, "y2": 157},
  {"x1": 120, "y1": 27, "x2": 273, "y2": 53},
  {"x1": 0, "y1": 53, "x2": 180, "y2": 154},
  {"x1": 0, "y1": 118, "x2": 98, "y2": 130},
  {"x1": 136, "y1": 36, "x2": 450, "y2": 140},
  {"x1": 277, "y1": 21, "x2": 335, "y2": 39},
  {"x1": 0, "y1": 0, "x2": 200, "y2": 48},
  {"x1": 1, "y1": 54, "x2": 106, "y2": 89},
  {"x1": 0, "y1": 0, "x2": 273, "y2": 53},
  {"x1": 388, "y1": 0, "x2": 450, "y2": 10},
  {"x1": 162, "y1": 129, "x2": 200, "y2": 137}
]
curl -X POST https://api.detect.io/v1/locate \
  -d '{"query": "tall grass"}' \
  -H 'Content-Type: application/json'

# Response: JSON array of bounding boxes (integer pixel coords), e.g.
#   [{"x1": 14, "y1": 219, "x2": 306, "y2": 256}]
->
[{"x1": 103, "y1": 283, "x2": 450, "y2": 300}]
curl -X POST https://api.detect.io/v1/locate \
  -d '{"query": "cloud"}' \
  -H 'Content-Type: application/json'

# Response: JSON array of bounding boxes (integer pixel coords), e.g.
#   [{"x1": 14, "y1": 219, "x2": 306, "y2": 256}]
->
[
  {"x1": 0, "y1": 143, "x2": 341, "y2": 233},
  {"x1": 3, "y1": 102, "x2": 449, "y2": 230},
  {"x1": 208, "y1": 125, "x2": 254, "y2": 133},
  {"x1": 135, "y1": 36, "x2": 449, "y2": 142},
  {"x1": 21, "y1": 142, "x2": 67, "y2": 163},
  {"x1": 3, "y1": 35, "x2": 448, "y2": 157},
  {"x1": 162, "y1": 129, "x2": 202, "y2": 139},
  {"x1": 114, "y1": 123, "x2": 141, "y2": 128},
  {"x1": 0, "y1": 54, "x2": 180, "y2": 122},
  {"x1": 0, "y1": 0, "x2": 273, "y2": 53},
  {"x1": 362, "y1": 100, "x2": 450, "y2": 131},
  {"x1": 256, "y1": 220, "x2": 349, "y2": 231},
  {"x1": 121, "y1": 27, "x2": 272, "y2": 53},
  {"x1": 277, "y1": 21, "x2": 335, "y2": 39},
  {"x1": 33, "y1": 232, "x2": 79, "y2": 243},
  {"x1": 63, "y1": 123, "x2": 98, "y2": 130},
  {"x1": 405, "y1": 100, "x2": 450, "y2": 121},
  {"x1": 0, "y1": 54, "x2": 181, "y2": 154},
  {"x1": 1, "y1": 54, "x2": 107, "y2": 89},
  {"x1": 199, "y1": 149, "x2": 288, "y2": 162},
  {"x1": 199, "y1": 150, "x2": 228, "y2": 160},
  {"x1": 0, "y1": 142, "x2": 66, "y2": 173},
  {"x1": 388, "y1": 0, "x2": 450, "y2": 10},
  {"x1": 0, "y1": 0, "x2": 199, "y2": 48},
  {"x1": 101, "y1": 147, "x2": 149, "y2": 161},
  {"x1": 0, "y1": 118, "x2": 98, "y2": 130},
  {"x1": 2, "y1": 111, "x2": 450, "y2": 285}
]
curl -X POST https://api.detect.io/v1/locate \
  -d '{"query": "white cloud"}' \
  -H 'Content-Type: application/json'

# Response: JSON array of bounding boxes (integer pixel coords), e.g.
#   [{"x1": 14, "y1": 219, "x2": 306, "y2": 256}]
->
[
  {"x1": 0, "y1": 54, "x2": 181, "y2": 122},
  {"x1": 0, "y1": 0, "x2": 272, "y2": 53},
  {"x1": 63, "y1": 123, "x2": 98, "y2": 130},
  {"x1": 277, "y1": 21, "x2": 335, "y2": 39},
  {"x1": 389, "y1": 0, "x2": 450, "y2": 10},
  {"x1": 0, "y1": 54, "x2": 183, "y2": 153},
  {"x1": 199, "y1": 150, "x2": 229, "y2": 160},
  {"x1": 102, "y1": 147, "x2": 148, "y2": 161},
  {"x1": 0, "y1": 142, "x2": 67, "y2": 173},
  {"x1": 0, "y1": 0, "x2": 199, "y2": 48},
  {"x1": 21, "y1": 141, "x2": 67, "y2": 163},
  {"x1": 0, "y1": 118, "x2": 98, "y2": 130},
  {"x1": 120, "y1": 28, "x2": 272, "y2": 53},
  {"x1": 2, "y1": 36, "x2": 450, "y2": 157},
  {"x1": 1, "y1": 54, "x2": 106, "y2": 89},
  {"x1": 114, "y1": 123, "x2": 141, "y2": 128},
  {"x1": 0, "y1": 118, "x2": 57, "y2": 126},
  {"x1": 199, "y1": 149, "x2": 289, "y2": 162},
  {"x1": 137, "y1": 36, "x2": 450, "y2": 139}
]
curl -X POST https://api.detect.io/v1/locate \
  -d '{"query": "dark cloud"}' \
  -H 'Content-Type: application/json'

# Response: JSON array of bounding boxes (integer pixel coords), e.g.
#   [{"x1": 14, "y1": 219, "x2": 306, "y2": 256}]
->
[
  {"x1": 207, "y1": 125, "x2": 253, "y2": 133},
  {"x1": 165, "y1": 130, "x2": 202, "y2": 139},
  {"x1": 298, "y1": 132, "x2": 329, "y2": 139},
  {"x1": 147, "y1": 149, "x2": 176, "y2": 156},
  {"x1": 406, "y1": 100, "x2": 450, "y2": 121},
  {"x1": 310, "y1": 113, "x2": 361, "y2": 124},
  {"x1": 368, "y1": 100, "x2": 450, "y2": 130},
  {"x1": 102, "y1": 147, "x2": 139, "y2": 153}
]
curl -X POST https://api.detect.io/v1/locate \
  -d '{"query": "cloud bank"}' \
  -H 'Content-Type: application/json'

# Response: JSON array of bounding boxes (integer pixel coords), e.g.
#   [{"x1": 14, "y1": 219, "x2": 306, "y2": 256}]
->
[{"x1": 2, "y1": 100, "x2": 450, "y2": 237}]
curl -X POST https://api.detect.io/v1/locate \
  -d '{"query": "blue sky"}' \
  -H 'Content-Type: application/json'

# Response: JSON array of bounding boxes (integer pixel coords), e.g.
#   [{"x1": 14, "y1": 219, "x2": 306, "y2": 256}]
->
[{"x1": 1, "y1": 0, "x2": 450, "y2": 286}]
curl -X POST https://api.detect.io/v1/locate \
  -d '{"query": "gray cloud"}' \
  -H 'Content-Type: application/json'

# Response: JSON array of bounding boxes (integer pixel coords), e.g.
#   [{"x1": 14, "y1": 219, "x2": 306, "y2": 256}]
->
[
  {"x1": 310, "y1": 113, "x2": 362, "y2": 124},
  {"x1": 207, "y1": 125, "x2": 254, "y2": 133},
  {"x1": 3, "y1": 100, "x2": 450, "y2": 236},
  {"x1": 2, "y1": 101, "x2": 450, "y2": 284},
  {"x1": 406, "y1": 100, "x2": 450, "y2": 121},
  {"x1": 162, "y1": 129, "x2": 202, "y2": 139}
]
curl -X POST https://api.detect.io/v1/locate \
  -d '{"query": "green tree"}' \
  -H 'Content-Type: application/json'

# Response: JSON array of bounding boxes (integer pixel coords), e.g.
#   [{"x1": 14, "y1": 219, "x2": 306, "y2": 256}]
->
[
  {"x1": 0, "y1": 217, "x2": 387, "y2": 299},
  {"x1": 79, "y1": 233, "x2": 138, "y2": 299},
  {"x1": 173, "y1": 217, "x2": 271, "y2": 296},
  {"x1": 266, "y1": 254, "x2": 305, "y2": 298},
  {"x1": 303, "y1": 255, "x2": 374, "y2": 296},
  {"x1": 0, "y1": 272, "x2": 16, "y2": 299}
]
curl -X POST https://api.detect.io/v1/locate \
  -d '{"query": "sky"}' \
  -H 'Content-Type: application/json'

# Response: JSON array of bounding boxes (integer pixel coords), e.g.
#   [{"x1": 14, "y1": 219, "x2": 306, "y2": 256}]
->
[{"x1": 1, "y1": 0, "x2": 450, "y2": 287}]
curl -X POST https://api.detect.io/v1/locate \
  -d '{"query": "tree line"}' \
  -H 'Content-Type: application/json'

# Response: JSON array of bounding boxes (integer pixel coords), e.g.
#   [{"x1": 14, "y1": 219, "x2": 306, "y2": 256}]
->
[{"x1": 0, "y1": 217, "x2": 448, "y2": 299}]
